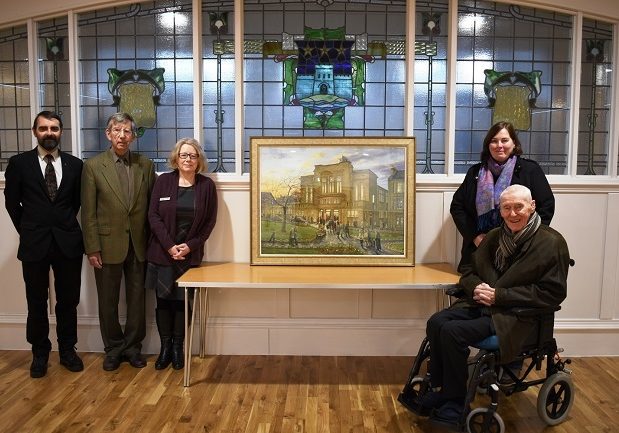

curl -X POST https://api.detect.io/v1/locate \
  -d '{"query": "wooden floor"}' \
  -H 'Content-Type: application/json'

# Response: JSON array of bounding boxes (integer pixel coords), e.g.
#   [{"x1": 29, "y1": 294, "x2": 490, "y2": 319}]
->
[{"x1": 0, "y1": 351, "x2": 617, "y2": 433}]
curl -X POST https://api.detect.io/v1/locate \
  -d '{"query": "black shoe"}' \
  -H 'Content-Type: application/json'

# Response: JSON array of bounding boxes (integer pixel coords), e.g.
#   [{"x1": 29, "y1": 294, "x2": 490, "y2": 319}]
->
[
  {"x1": 401, "y1": 390, "x2": 447, "y2": 417},
  {"x1": 124, "y1": 353, "x2": 147, "y2": 369},
  {"x1": 59, "y1": 349, "x2": 84, "y2": 372},
  {"x1": 30, "y1": 354, "x2": 49, "y2": 378},
  {"x1": 155, "y1": 338, "x2": 173, "y2": 370},
  {"x1": 430, "y1": 400, "x2": 466, "y2": 430},
  {"x1": 171, "y1": 341, "x2": 184, "y2": 370},
  {"x1": 102, "y1": 355, "x2": 121, "y2": 371}
]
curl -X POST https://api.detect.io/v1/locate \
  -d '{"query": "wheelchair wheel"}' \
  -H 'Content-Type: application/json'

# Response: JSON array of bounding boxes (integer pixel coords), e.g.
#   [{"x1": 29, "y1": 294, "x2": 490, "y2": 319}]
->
[
  {"x1": 537, "y1": 372, "x2": 574, "y2": 425},
  {"x1": 466, "y1": 407, "x2": 505, "y2": 433}
]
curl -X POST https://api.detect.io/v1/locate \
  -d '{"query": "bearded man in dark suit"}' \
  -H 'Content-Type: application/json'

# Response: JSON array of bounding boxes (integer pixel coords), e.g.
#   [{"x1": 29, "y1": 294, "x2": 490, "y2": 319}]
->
[{"x1": 4, "y1": 110, "x2": 85, "y2": 378}]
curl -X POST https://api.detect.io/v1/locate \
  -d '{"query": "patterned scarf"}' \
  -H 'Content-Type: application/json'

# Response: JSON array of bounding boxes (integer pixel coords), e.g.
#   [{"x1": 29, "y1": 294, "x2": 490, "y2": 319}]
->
[
  {"x1": 476, "y1": 156, "x2": 517, "y2": 233},
  {"x1": 494, "y1": 211, "x2": 541, "y2": 273}
]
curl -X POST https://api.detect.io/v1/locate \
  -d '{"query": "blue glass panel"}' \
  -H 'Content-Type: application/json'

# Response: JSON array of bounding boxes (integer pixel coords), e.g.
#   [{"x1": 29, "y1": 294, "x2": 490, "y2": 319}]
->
[
  {"x1": 244, "y1": 83, "x2": 263, "y2": 105},
  {"x1": 117, "y1": 36, "x2": 136, "y2": 58},
  {"x1": 203, "y1": 82, "x2": 216, "y2": 101},
  {"x1": 344, "y1": 107, "x2": 364, "y2": 129},
  {"x1": 365, "y1": 83, "x2": 385, "y2": 105},
  {"x1": 263, "y1": 82, "x2": 283, "y2": 105},
  {"x1": 263, "y1": 61, "x2": 283, "y2": 81},
  {"x1": 283, "y1": 106, "x2": 303, "y2": 128},
  {"x1": 385, "y1": 107, "x2": 404, "y2": 129},
  {"x1": 364, "y1": 107, "x2": 385, "y2": 129},
  {"x1": 386, "y1": 83, "x2": 405, "y2": 105},
  {"x1": 220, "y1": 82, "x2": 235, "y2": 105},
  {"x1": 157, "y1": 106, "x2": 177, "y2": 128},
  {"x1": 175, "y1": 59, "x2": 193, "y2": 81},
  {"x1": 136, "y1": 36, "x2": 155, "y2": 57},
  {"x1": 244, "y1": 59, "x2": 263, "y2": 81},
  {"x1": 263, "y1": 106, "x2": 283, "y2": 128},
  {"x1": 245, "y1": 105, "x2": 263, "y2": 128},
  {"x1": 386, "y1": 61, "x2": 405, "y2": 82}
]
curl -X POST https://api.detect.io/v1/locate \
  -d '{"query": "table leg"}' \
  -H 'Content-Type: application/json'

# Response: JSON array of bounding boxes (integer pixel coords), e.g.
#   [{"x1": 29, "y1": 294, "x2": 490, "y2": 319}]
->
[
  {"x1": 183, "y1": 287, "x2": 190, "y2": 386},
  {"x1": 184, "y1": 286, "x2": 199, "y2": 387},
  {"x1": 199, "y1": 288, "x2": 208, "y2": 358}
]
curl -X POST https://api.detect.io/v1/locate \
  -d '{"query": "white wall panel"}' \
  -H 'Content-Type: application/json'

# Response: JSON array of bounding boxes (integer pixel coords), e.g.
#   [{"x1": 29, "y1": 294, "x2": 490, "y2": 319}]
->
[{"x1": 552, "y1": 193, "x2": 606, "y2": 319}]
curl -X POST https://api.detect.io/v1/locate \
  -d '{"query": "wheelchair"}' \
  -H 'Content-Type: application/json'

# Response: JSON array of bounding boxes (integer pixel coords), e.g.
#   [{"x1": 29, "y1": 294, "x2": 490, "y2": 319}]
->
[{"x1": 397, "y1": 291, "x2": 574, "y2": 433}]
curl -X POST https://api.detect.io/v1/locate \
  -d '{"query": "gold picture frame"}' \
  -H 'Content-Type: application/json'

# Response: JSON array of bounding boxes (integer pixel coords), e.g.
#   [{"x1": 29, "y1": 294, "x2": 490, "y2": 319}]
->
[{"x1": 250, "y1": 136, "x2": 415, "y2": 266}]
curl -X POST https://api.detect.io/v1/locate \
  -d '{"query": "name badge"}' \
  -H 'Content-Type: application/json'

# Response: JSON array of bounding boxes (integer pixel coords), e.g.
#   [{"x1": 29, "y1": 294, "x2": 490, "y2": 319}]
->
[{"x1": 160, "y1": 197, "x2": 171, "y2": 201}]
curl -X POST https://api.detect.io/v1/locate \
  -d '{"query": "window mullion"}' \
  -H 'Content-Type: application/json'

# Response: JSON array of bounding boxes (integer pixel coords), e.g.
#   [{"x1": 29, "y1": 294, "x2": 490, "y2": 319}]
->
[
  {"x1": 568, "y1": 12, "x2": 583, "y2": 176},
  {"x1": 27, "y1": 18, "x2": 38, "y2": 148}
]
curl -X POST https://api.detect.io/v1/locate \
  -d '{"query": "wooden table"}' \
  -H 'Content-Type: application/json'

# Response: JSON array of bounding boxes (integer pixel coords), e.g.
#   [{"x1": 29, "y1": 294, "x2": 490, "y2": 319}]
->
[{"x1": 176, "y1": 262, "x2": 460, "y2": 386}]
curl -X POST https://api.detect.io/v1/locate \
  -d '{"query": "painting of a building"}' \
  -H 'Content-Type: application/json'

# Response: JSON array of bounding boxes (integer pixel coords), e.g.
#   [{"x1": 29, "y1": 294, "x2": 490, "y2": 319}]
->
[{"x1": 294, "y1": 155, "x2": 400, "y2": 230}]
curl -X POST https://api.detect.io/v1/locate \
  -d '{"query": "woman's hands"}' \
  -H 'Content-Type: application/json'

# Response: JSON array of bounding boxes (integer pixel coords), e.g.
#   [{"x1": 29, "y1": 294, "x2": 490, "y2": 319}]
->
[{"x1": 167, "y1": 243, "x2": 191, "y2": 260}]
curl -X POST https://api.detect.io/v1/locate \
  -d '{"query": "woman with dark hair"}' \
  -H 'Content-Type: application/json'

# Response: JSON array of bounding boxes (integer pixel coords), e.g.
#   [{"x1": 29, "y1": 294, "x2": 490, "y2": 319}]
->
[
  {"x1": 450, "y1": 121, "x2": 554, "y2": 273},
  {"x1": 145, "y1": 138, "x2": 218, "y2": 370}
]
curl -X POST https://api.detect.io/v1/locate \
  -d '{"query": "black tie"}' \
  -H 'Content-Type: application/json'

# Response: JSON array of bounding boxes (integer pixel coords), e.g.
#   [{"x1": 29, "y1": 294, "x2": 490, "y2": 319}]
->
[{"x1": 44, "y1": 154, "x2": 57, "y2": 201}]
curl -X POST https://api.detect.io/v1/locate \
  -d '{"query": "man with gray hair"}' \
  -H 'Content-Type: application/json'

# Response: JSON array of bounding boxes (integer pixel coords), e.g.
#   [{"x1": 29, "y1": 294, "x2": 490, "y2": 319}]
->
[
  {"x1": 402, "y1": 184, "x2": 570, "y2": 427},
  {"x1": 81, "y1": 113, "x2": 156, "y2": 371}
]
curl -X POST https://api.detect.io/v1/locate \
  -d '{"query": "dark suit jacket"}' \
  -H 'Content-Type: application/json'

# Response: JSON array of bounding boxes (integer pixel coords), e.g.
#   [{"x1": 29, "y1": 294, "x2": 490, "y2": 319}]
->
[
  {"x1": 81, "y1": 149, "x2": 156, "y2": 264},
  {"x1": 4, "y1": 148, "x2": 84, "y2": 261},
  {"x1": 450, "y1": 156, "x2": 555, "y2": 272},
  {"x1": 147, "y1": 171, "x2": 218, "y2": 266}
]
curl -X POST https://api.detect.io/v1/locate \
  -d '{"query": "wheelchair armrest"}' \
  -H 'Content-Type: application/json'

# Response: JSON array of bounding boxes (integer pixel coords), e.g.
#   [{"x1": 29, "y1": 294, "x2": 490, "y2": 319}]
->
[
  {"x1": 445, "y1": 286, "x2": 465, "y2": 298},
  {"x1": 512, "y1": 306, "x2": 561, "y2": 317}
]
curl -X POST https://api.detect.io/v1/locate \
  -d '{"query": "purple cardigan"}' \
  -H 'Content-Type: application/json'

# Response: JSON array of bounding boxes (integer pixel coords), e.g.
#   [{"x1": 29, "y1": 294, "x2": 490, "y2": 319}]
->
[{"x1": 146, "y1": 171, "x2": 218, "y2": 266}]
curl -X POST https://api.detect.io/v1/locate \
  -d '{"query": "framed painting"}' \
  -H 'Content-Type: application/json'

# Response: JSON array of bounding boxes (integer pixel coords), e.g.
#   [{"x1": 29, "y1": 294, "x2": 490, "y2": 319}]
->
[{"x1": 250, "y1": 137, "x2": 415, "y2": 266}]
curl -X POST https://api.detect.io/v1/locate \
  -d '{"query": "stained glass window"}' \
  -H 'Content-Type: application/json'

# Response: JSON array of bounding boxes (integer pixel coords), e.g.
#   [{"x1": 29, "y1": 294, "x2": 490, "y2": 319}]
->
[
  {"x1": 203, "y1": 3, "x2": 236, "y2": 173},
  {"x1": 415, "y1": 0, "x2": 449, "y2": 174},
  {"x1": 455, "y1": 1, "x2": 573, "y2": 175},
  {"x1": 38, "y1": 17, "x2": 73, "y2": 155},
  {"x1": 242, "y1": 0, "x2": 407, "y2": 173},
  {"x1": 78, "y1": 0, "x2": 193, "y2": 171},
  {"x1": 579, "y1": 18, "x2": 613, "y2": 175},
  {"x1": 0, "y1": 25, "x2": 30, "y2": 170}
]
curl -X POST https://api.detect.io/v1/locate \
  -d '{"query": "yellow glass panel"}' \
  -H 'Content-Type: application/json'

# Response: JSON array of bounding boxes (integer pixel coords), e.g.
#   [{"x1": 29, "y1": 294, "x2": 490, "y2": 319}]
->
[{"x1": 492, "y1": 86, "x2": 531, "y2": 130}]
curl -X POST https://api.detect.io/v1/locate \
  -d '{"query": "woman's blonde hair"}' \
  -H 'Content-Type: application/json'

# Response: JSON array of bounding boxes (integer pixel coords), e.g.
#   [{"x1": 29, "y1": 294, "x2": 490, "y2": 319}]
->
[{"x1": 168, "y1": 138, "x2": 207, "y2": 173}]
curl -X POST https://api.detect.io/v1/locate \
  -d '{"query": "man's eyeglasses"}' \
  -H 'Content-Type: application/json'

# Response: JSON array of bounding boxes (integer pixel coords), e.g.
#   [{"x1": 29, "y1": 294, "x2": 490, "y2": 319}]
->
[
  {"x1": 179, "y1": 153, "x2": 199, "y2": 160},
  {"x1": 110, "y1": 128, "x2": 134, "y2": 137}
]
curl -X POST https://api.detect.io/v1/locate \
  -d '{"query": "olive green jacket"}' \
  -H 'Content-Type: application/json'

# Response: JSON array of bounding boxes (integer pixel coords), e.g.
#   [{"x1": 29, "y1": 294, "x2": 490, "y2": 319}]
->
[
  {"x1": 81, "y1": 149, "x2": 156, "y2": 264},
  {"x1": 455, "y1": 224, "x2": 570, "y2": 362}
]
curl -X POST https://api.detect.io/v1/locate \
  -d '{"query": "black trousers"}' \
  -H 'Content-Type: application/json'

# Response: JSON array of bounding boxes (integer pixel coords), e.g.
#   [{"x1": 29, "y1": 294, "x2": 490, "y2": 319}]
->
[
  {"x1": 21, "y1": 241, "x2": 82, "y2": 356},
  {"x1": 426, "y1": 307, "x2": 494, "y2": 401}
]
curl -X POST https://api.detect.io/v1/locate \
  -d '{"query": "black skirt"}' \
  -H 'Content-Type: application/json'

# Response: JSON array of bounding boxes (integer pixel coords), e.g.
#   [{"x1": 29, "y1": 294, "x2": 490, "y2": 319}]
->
[{"x1": 145, "y1": 261, "x2": 191, "y2": 301}]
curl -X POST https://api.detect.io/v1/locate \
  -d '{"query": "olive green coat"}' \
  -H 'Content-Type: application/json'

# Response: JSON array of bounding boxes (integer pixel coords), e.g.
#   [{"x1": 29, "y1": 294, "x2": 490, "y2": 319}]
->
[
  {"x1": 455, "y1": 224, "x2": 570, "y2": 363},
  {"x1": 81, "y1": 149, "x2": 156, "y2": 264}
]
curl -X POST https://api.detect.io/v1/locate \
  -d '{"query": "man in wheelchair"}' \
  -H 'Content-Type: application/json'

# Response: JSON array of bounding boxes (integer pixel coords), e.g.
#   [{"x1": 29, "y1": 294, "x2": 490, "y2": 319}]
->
[{"x1": 399, "y1": 184, "x2": 571, "y2": 431}]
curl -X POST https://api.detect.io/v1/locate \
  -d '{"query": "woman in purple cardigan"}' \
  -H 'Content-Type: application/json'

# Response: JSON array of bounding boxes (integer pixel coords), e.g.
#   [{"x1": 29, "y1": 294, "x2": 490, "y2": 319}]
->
[{"x1": 145, "y1": 138, "x2": 218, "y2": 370}]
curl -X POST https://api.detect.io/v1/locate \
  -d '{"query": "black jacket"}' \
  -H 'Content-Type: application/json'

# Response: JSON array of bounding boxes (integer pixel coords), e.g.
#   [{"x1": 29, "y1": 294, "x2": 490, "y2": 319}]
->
[
  {"x1": 450, "y1": 157, "x2": 554, "y2": 272},
  {"x1": 4, "y1": 148, "x2": 84, "y2": 261}
]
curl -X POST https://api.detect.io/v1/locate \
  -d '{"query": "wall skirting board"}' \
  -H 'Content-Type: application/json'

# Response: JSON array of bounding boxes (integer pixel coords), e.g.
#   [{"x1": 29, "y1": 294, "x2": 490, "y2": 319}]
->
[{"x1": 0, "y1": 315, "x2": 617, "y2": 357}]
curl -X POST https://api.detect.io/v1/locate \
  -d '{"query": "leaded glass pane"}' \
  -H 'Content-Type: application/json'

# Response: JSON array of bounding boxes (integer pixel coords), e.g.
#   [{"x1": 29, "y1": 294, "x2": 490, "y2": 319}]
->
[
  {"x1": 455, "y1": 1, "x2": 573, "y2": 175},
  {"x1": 38, "y1": 17, "x2": 74, "y2": 155},
  {"x1": 0, "y1": 25, "x2": 30, "y2": 169},
  {"x1": 416, "y1": 0, "x2": 449, "y2": 174},
  {"x1": 78, "y1": 0, "x2": 193, "y2": 171},
  {"x1": 578, "y1": 18, "x2": 613, "y2": 175},
  {"x1": 203, "y1": 2, "x2": 235, "y2": 173},
  {"x1": 242, "y1": 0, "x2": 407, "y2": 173}
]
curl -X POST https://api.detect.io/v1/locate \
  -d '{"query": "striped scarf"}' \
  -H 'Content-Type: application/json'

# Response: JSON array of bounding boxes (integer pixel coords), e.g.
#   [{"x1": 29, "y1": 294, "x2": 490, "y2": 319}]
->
[{"x1": 495, "y1": 211, "x2": 541, "y2": 273}]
